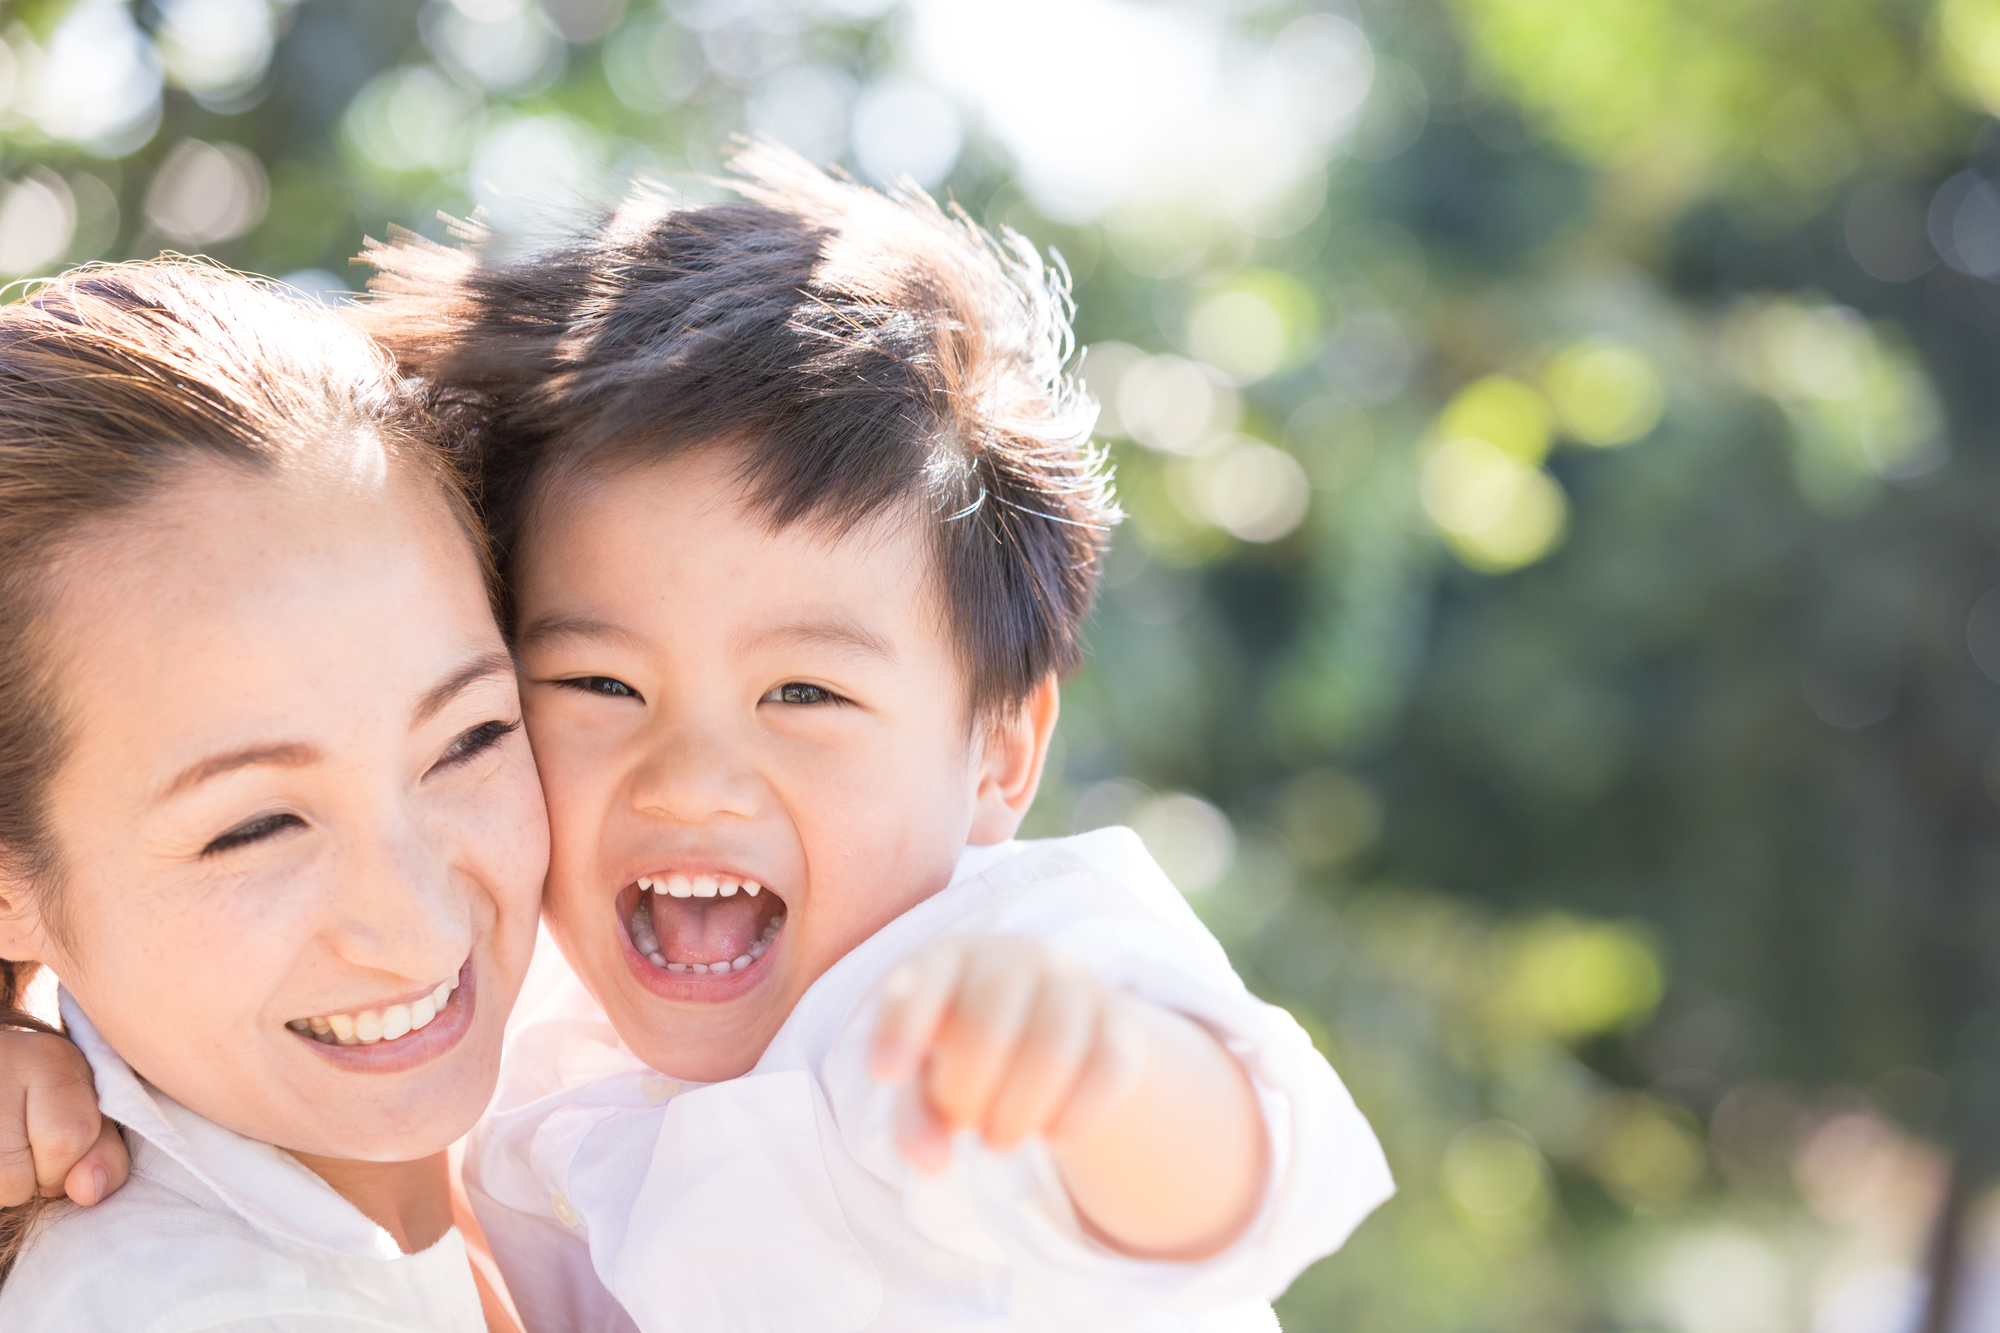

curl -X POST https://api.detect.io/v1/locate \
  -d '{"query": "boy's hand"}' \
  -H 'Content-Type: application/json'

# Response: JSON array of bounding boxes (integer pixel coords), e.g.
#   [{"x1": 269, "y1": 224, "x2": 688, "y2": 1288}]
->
[
  {"x1": 870, "y1": 937, "x2": 1142, "y2": 1169},
  {"x1": 0, "y1": 1028, "x2": 127, "y2": 1208},
  {"x1": 871, "y1": 936, "x2": 1268, "y2": 1260}
]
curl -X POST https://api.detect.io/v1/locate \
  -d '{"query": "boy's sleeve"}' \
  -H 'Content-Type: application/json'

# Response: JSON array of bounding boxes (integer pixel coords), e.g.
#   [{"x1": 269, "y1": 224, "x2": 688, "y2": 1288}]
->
[{"x1": 823, "y1": 827, "x2": 1394, "y2": 1322}]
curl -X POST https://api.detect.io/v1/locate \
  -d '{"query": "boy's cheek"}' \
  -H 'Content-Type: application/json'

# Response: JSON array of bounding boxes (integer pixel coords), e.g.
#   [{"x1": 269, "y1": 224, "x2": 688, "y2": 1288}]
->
[
  {"x1": 535, "y1": 864, "x2": 614, "y2": 994},
  {"x1": 522, "y1": 725, "x2": 619, "y2": 855},
  {"x1": 521, "y1": 687, "x2": 632, "y2": 768},
  {"x1": 531, "y1": 799, "x2": 626, "y2": 964},
  {"x1": 791, "y1": 793, "x2": 970, "y2": 942}
]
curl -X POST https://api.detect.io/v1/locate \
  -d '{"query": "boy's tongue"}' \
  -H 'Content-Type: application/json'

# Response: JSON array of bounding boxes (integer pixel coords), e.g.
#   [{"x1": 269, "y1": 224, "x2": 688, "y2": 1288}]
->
[{"x1": 648, "y1": 891, "x2": 779, "y2": 965}]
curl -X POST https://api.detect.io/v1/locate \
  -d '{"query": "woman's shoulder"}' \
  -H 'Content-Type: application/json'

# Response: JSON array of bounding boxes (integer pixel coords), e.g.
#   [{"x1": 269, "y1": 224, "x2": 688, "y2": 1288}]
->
[
  {"x1": 1, "y1": 1166, "x2": 305, "y2": 1328},
  {"x1": 0, "y1": 1154, "x2": 483, "y2": 1332}
]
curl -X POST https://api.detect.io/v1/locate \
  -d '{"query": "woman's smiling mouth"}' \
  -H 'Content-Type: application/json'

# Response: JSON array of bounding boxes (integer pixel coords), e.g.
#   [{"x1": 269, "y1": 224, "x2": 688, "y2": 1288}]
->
[
  {"x1": 284, "y1": 962, "x2": 478, "y2": 1073},
  {"x1": 287, "y1": 969, "x2": 463, "y2": 1046}
]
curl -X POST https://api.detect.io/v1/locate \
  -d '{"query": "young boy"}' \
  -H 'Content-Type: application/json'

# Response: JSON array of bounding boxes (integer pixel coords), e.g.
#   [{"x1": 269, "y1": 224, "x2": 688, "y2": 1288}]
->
[{"x1": 2, "y1": 145, "x2": 1390, "y2": 1329}]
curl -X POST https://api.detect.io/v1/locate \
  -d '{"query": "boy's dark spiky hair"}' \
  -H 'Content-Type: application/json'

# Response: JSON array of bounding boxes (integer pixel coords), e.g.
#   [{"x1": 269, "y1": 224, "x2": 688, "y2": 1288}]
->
[{"x1": 355, "y1": 139, "x2": 1120, "y2": 719}]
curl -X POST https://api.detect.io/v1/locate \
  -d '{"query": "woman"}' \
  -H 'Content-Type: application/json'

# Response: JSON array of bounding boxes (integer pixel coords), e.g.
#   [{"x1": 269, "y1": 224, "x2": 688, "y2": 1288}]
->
[{"x1": 0, "y1": 261, "x2": 547, "y2": 1330}]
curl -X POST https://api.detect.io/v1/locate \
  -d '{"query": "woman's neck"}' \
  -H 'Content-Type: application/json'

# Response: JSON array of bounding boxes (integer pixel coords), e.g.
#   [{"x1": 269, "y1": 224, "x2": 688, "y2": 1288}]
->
[{"x1": 290, "y1": 1149, "x2": 455, "y2": 1255}]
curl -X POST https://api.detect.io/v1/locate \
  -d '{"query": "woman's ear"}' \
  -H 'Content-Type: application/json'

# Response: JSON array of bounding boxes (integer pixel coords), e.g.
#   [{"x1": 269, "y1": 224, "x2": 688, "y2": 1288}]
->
[
  {"x1": 968, "y1": 674, "x2": 1061, "y2": 846},
  {"x1": 0, "y1": 865, "x2": 46, "y2": 965}
]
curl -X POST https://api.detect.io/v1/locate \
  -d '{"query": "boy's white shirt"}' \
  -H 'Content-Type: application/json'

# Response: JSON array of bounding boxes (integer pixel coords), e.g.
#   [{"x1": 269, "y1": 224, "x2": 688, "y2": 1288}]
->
[
  {"x1": 469, "y1": 827, "x2": 1393, "y2": 1333},
  {"x1": 0, "y1": 992, "x2": 489, "y2": 1333}
]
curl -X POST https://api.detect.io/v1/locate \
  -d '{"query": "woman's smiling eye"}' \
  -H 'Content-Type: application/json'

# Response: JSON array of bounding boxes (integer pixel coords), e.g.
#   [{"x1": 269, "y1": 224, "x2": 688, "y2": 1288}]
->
[
  {"x1": 762, "y1": 682, "x2": 842, "y2": 706},
  {"x1": 200, "y1": 812, "x2": 303, "y2": 858},
  {"x1": 432, "y1": 718, "x2": 521, "y2": 773},
  {"x1": 559, "y1": 675, "x2": 642, "y2": 701}
]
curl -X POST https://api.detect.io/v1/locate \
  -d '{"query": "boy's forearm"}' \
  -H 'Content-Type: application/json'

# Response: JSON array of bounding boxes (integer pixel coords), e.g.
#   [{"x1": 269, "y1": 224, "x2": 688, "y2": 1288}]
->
[{"x1": 1050, "y1": 1001, "x2": 1269, "y2": 1262}]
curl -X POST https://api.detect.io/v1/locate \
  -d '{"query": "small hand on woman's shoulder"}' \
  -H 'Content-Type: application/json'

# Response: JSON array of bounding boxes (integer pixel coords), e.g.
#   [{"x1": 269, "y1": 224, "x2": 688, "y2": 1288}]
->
[{"x1": 0, "y1": 1024, "x2": 128, "y2": 1211}]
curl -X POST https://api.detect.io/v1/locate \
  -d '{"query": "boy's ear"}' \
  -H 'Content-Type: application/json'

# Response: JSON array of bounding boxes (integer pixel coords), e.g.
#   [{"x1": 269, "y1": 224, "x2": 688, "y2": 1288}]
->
[{"x1": 969, "y1": 674, "x2": 1061, "y2": 846}]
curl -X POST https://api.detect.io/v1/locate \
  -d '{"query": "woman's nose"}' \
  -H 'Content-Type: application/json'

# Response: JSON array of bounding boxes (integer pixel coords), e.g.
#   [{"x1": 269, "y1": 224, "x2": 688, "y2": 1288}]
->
[{"x1": 325, "y1": 805, "x2": 470, "y2": 976}]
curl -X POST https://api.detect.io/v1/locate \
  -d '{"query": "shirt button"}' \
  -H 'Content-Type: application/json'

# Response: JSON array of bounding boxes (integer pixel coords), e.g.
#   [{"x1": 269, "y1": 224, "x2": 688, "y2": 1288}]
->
[
  {"x1": 551, "y1": 1192, "x2": 579, "y2": 1228},
  {"x1": 641, "y1": 1076, "x2": 680, "y2": 1104}
]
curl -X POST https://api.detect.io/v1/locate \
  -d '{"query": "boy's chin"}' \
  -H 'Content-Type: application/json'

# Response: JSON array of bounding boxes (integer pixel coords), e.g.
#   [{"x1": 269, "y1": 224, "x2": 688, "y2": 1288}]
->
[{"x1": 614, "y1": 979, "x2": 795, "y2": 1084}]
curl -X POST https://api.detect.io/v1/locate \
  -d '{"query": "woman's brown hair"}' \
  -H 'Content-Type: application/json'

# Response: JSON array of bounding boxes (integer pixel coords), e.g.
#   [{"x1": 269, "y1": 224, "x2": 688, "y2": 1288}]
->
[{"x1": 0, "y1": 260, "x2": 485, "y2": 1280}]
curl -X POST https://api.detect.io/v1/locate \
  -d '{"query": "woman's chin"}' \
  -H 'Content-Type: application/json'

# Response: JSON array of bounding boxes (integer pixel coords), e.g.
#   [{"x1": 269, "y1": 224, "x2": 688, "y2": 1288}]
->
[
  {"x1": 181, "y1": 1042, "x2": 500, "y2": 1164},
  {"x1": 271, "y1": 1084, "x2": 488, "y2": 1164}
]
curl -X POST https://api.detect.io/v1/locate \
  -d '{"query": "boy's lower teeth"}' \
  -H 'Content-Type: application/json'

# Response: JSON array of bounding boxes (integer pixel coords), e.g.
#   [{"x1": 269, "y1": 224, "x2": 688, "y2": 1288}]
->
[{"x1": 629, "y1": 894, "x2": 783, "y2": 975}]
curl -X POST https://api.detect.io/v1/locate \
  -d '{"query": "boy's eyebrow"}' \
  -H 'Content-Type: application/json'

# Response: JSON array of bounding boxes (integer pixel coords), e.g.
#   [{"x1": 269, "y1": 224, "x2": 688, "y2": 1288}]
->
[
  {"x1": 515, "y1": 614, "x2": 649, "y2": 653},
  {"x1": 741, "y1": 616, "x2": 898, "y2": 662}
]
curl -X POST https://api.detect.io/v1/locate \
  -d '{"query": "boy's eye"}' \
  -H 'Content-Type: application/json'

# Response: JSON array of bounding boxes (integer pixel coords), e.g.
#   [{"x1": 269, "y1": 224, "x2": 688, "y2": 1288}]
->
[
  {"x1": 560, "y1": 676, "x2": 642, "y2": 701},
  {"x1": 762, "y1": 682, "x2": 840, "y2": 706},
  {"x1": 200, "y1": 812, "x2": 304, "y2": 858},
  {"x1": 431, "y1": 718, "x2": 521, "y2": 775}
]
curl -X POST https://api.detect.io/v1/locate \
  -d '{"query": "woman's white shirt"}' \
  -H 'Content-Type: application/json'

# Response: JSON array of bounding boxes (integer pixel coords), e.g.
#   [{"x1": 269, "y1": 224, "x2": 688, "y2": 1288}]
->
[{"x1": 0, "y1": 991, "x2": 489, "y2": 1333}]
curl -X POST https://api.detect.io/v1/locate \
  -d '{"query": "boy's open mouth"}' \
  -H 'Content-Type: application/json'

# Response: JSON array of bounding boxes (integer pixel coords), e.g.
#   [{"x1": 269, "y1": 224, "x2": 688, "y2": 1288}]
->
[{"x1": 624, "y1": 872, "x2": 787, "y2": 976}]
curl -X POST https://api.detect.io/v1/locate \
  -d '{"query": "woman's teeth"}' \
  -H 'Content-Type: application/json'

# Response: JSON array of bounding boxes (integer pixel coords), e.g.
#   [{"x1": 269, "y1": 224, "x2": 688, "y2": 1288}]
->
[
  {"x1": 629, "y1": 882, "x2": 783, "y2": 975},
  {"x1": 287, "y1": 974, "x2": 458, "y2": 1046},
  {"x1": 638, "y1": 873, "x2": 762, "y2": 898}
]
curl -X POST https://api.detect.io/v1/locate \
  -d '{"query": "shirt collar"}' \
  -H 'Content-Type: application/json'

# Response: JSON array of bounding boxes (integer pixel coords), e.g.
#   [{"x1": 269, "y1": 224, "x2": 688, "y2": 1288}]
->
[
  {"x1": 950, "y1": 839, "x2": 1021, "y2": 887},
  {"x1": 61, "y1": 988, "x2": 406, "y2": 1260}
]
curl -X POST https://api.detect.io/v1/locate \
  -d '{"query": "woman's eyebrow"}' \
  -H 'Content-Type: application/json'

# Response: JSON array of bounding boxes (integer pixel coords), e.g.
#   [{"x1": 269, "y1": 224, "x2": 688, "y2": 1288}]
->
[
  {"x1": 152, "y1": 653, "x2": 512, "y2": 806},
  {"x1": 158, "y1": 742, "x2": 320, "y2": 805},
  {"x1": 413, "y1": 650, "x2": 517, "y2": 726}
]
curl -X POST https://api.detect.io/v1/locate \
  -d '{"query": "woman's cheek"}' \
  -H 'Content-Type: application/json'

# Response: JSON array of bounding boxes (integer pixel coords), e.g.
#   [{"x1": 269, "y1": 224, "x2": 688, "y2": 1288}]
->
[
  {"x1": 488, "y1": 752, "x2": 552, "y2": 908},
  {"x1": 77, "y1": 886, "x2": 289, "y2": 1068}
]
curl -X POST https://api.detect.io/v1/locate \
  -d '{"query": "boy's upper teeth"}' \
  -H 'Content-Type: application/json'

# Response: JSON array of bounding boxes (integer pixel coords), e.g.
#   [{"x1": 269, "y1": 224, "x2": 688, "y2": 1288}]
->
[
  {"x1": 639, "y1": 874, "x2": 762, "y2": 899},
  {"x1": 287, "y1": 973, "x2": 459, "y2": 1047}
]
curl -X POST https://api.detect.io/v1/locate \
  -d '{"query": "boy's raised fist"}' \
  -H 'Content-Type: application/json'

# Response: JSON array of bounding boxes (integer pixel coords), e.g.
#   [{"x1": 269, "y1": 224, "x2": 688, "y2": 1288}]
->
[
  {"x1": 871, "y1": 934, "x2": 1270, "y2": 1261},
  {"x1": 871, "y1": 935, "x2": 1147, "y2": 1167}
]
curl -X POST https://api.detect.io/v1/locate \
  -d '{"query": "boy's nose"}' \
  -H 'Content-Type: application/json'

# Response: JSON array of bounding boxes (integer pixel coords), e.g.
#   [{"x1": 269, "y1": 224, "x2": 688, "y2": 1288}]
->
[{"x1": 629, "y1": 724, "x2": 762, "y2": 825}]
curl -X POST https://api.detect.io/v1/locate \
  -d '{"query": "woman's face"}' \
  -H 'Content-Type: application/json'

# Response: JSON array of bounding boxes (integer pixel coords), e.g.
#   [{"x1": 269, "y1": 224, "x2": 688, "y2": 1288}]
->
[{"x1": 1, "y1": 455, "x2": 547, "y2": 1163}]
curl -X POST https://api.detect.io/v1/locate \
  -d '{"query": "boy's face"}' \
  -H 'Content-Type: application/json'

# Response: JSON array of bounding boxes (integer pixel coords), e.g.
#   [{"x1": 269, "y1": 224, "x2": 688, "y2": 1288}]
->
[{"x1": 514, "y1": 448, "x2": 992, "y2": 1081}]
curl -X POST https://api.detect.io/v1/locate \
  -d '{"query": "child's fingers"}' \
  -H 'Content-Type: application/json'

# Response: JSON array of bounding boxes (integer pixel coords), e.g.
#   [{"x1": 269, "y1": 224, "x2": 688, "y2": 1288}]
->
[
  {"x1": 62, "y1": 1119, "x2": 127, "y2": 1207},
  {"x1": 895, "y1": 1081, "x2": 954, "y2": 1174},
  {"x1": 980, "y1": 972, "x2": 1099, "y2": 1153},
  {"x1": 871, "y1": 941, "x2": 969, "y2": 1083},
  {"x1": 1048, "y1": 995, "x2": 1152, "y2": 1148},
  {"x1": 922, "y1": 943, "x2": 1042, "y2": 1133},
  {"x1": 0, "y1": 1029, "x2": 105, "y2": 1206},
  {"x1": 0, "y1": 1088, "x2": 33, "y2": 1208},
  {"x1": 25, "y1": 1059, "x2": 105, "y2": 1200}
]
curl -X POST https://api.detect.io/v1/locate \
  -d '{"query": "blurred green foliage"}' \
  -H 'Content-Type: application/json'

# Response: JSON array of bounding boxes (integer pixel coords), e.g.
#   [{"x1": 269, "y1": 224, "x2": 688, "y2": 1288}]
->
[{"x1": 2, "y1": 0, "x2": 1995, "y2": 1325}]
